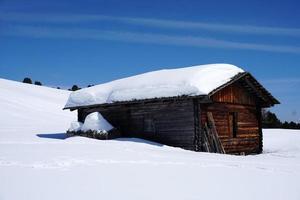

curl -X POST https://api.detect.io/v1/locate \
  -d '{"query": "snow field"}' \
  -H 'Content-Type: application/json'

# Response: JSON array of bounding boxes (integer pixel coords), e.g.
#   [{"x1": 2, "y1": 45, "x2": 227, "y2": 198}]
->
[{"x1": 0, "y1": 78, "x2": 299, "y2": 200}]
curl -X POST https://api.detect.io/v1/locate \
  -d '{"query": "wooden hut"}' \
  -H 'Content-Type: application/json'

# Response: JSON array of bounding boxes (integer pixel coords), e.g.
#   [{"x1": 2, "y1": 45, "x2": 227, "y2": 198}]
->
[{"x1": 64, "y1": 64, "x2": 279, "y2": 155}]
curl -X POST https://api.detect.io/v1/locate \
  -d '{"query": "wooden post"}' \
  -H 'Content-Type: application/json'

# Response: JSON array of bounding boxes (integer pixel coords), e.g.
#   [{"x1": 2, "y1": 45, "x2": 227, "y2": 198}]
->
[
  {"x1": 207, "y1": 112, "x2": 226, "y2": 154},
  {"x1": 193, "y1": 99, "x2": 201, "y2": 151},
  {"x1": 202, "y1": 123, "x2": 211, "y2": 152},
  {"x1": 257, "y1": 106, "x2": 263, "y2": 154}
]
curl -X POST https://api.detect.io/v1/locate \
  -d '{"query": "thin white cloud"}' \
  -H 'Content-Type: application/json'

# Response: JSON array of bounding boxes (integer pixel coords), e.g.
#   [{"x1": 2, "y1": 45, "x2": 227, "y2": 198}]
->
[
  {"x1": 120, "y1": 17, "x2": 300, "y2": 37},
  {"x1": 2, "y1": 25, "x2": 300, "y2": 54},
  {"x1": 263, "y1": 78, "x2": 300, "y2": 94},
  {"x1": 264, "y1": 78, "x2": 300, "y2": 84},
  {"x1": 0, "y1": 12, "x2": 112, "y2": 23},
  {"x1": 1, "y1": 12, "x2": 300, "y2": 37}
]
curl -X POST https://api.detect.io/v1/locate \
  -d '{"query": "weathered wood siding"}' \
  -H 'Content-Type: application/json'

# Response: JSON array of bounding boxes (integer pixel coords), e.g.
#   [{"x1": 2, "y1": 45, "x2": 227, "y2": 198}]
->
[
  {"x1": 202, "y1": 82, "x2": 262, "y2": 154},
  {"x1": 79, "y1": 99, "x2": 196, "y2": 150},
  {"x1": 200, "y1": 103, "x2": 260, "y2": 154},
  {"x1": 76, "y1": 81, "x2": 263, "y2": 154},
  {"x1": 212, "y1": 82, "x2": 256, "y2": 105}
]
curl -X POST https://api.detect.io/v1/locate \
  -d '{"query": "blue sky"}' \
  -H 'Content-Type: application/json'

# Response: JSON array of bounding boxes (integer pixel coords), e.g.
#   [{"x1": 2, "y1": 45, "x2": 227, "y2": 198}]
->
[{"x1": 1, "y1": 0, "x2": 300, "y2": 122}]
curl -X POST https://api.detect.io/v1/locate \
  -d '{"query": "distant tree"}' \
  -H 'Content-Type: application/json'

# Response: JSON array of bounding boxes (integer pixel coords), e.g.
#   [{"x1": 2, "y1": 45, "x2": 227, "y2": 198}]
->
[
  {"x1": 289, "y1": 121, "x2": 297, "y2": 129},
  {"x1": 262, "y1": 109, "x2": 282, "y2": 128},
  {"x1": 87, "y1": 84, "x2": 94, "y2": 87},
  {"x1": 262, "y1": 110, "x2": 300, "y2": 129},
  {"x1": 71, "y1": 85, "x2": 80, "y2": 91},
  {"x1": 282, "y1": 121, "x2": 289, "y2": 129},
  {"x1": 23, "y1": 77, "x2": 32, "y2": 84},
  {"x1": 34, "y1": 81, "x2": 42, "y2": 86},
  {"x1": 57, "y1": 87, "x2": 61, "y2": 89}
]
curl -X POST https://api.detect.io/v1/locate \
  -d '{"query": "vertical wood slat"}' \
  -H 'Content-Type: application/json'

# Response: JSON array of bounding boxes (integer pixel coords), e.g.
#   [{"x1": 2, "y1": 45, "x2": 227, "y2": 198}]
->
[
  {"x1": 202, "y1": 112, "x2": 226, "y2": 154},
  {"x1": 212, "y1": 82, "x2": 256, "y2": 105},
  {"x1": 207, "y1": 112, "x2": 226, "y2": 154},
  {"x1": 193, "y1": 99, "x2": 201, "y2": 151},
  {"x1": 257, "y1": 106, "x2": 263, "y2": 153}
]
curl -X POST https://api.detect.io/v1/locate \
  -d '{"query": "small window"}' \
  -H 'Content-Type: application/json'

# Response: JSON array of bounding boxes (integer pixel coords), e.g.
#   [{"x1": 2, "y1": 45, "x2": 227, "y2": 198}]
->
[
  {"x1": 144, "y1": 118, "x2": 155, "y2": 133},
  {"x1": 229, "y1": 112, "x2": 238, "y2": 138}
]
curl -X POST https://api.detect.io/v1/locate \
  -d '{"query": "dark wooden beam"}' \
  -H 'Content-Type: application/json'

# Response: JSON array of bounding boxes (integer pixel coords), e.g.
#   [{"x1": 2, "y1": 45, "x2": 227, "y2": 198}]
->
[
  {"x1": 64, "y1": 95, "x2": 211, "y2": 110},
  {"x1": 256, "y1": 106, "x2": 263, "y2": 153},
  {"x1": 193, "y1": 99, "x2": 201, "y2": 151},
  {"x1": 243, "y1": 77, "x2": 269, "y2": 103}
]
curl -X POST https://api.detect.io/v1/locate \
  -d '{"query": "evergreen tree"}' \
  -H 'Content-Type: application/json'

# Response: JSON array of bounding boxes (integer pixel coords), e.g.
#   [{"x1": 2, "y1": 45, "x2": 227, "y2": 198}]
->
[
  {"x1": 282, "y1": 121, "x2": 289, "y2": 129},
  {"x1": 23, "y1": 77, "x2": 32, "y2": 84},
  {"x1": 262, "y1": 109, "x2": 282, "y2": 128},
  {"x1": 34, "y1": 81, "x2": 42, "y2": 86},
  {"x1": 71, "y1": 85, "x2": 80, "y2": 91},
  {"x1": 262, "y1": 110, "x2": 300, "y2": 129},
  {"x1": 289, "y1": 121, "x2": 297, "y2": 129}
]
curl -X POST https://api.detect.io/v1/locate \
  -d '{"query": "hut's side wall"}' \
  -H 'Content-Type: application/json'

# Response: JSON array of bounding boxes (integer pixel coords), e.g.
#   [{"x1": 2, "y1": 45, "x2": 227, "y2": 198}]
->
[
  {"x1": 201, "y1": 82, "x2": 262, "y2": 154},
  {"x1": 200, "y1": 103, "x2": 261, "y2": 154},
  {"x1": 79, "y1": 99, "x2": 196, "y2": 150}
]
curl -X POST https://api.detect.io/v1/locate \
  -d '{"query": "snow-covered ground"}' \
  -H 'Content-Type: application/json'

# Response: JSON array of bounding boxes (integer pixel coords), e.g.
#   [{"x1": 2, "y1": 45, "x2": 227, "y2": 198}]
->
[{"x1": 0, "y1": 78, "x2": 299, "y2": 200}]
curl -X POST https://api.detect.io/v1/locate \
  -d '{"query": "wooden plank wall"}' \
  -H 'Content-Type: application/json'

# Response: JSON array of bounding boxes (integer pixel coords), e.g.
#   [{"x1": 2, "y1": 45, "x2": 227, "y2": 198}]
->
[
  {"x1": 80, "y1": 99, "x2": 196, "y2": 150},
  {"x1": 200, "y1": 103, "x2": 260, "y2": 154},
  {"x1": 204, "y1": 82, "x2": 261, "y2": 154},
  {"x1": 212, "y1": 82, "x2": 256, "y2": 105}
]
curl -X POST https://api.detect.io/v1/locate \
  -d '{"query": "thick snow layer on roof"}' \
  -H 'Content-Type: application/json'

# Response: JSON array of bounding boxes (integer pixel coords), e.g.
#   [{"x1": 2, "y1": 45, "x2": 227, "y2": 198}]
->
[{"x1": 65, "y1": 63, "x2": 244, "y2": 108}]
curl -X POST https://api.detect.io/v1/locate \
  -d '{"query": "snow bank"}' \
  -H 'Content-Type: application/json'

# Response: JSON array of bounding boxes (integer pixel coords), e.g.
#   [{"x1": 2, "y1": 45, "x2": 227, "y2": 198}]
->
[
  {"x1": 65, "y1": 63, "x2": 244, "y2": 108},
  {"x1": 81, "y1": 112, "x2": 113, "y2": 132},
  {"x1": 68, "y1": 121, "x2": 83, "y2": 132}
]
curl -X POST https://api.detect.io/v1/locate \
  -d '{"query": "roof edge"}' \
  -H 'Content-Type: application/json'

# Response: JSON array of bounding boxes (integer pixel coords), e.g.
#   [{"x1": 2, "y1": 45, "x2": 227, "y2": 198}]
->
[
  {"x1": 63, "y1": 94, "x2": 210, "y2": 110},
  {"x1": 208, "y1": 72, "x2": 280, "y2": 107},
  {"x1": 208, "y1": 72, "x2": 249, "y2": 97},
  {"x1": 63, "y1": 71, "x2": 280, "y2": 110}
]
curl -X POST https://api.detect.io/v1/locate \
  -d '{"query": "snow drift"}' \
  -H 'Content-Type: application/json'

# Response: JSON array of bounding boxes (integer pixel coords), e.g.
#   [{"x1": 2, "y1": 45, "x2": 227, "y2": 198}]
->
[
  {"x1": 65, "y1": 63, "x2": 244, "y2": 108},
  {"x1": 68, "y1": 121, "x2": 83, "y2": 132},
  {"x1": 80, "y1": 112, "x2": 113, "y2": 132}
]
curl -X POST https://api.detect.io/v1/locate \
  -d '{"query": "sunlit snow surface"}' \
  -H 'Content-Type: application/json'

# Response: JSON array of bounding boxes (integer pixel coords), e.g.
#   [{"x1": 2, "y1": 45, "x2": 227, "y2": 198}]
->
[
  {"x1": 0, "y1": 78, "x2": 300, "y2": 200},
  {"x1": 65, "y1": 63, "x2": 244, "y2": 108}
]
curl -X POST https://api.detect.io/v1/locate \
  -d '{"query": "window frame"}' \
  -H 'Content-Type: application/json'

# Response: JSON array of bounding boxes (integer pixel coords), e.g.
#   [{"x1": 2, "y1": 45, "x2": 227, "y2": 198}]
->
[
  {"x1": 229, "y1": 112, "x2": 238, "y2": 138},
  {"x1": 143, "y1": 116, "x2": 156, "y2": 134}
]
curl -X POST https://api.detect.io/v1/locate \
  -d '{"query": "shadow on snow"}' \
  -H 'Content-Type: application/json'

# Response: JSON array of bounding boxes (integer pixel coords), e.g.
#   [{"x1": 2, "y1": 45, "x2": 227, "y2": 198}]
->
[
  {"x1": 36, "y1": 133, "x2": 67, "y2": 140},
  {"x1": 115, "y1": 137, "x2": 164, "y2": 147},
  {"x1": 36, "y1": 133, "x2": 164, "y2": 147}
]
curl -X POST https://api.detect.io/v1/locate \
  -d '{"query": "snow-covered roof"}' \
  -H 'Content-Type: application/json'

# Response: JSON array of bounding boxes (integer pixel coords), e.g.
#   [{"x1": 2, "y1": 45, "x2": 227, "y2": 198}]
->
[{"x1": 64, "y1": 63, "x2": 244, "y2": 109}]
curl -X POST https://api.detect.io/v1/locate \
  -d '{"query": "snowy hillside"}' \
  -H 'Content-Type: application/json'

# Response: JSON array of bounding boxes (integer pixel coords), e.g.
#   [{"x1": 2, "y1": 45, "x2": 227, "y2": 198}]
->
[
  {"x1": 0, "y1": 78, "x2": 76, "y2": 142},
  {"x1": 0, "y1": 78, "x2": 300, "y2": 200}
]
